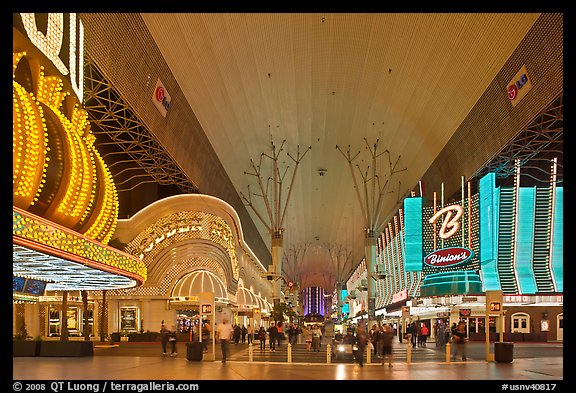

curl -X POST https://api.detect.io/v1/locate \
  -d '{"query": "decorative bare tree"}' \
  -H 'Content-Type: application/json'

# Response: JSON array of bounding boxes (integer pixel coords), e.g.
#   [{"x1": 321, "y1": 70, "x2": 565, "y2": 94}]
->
[
  {"x1": 336, "y1": 137, "x2": 408, "y2": 326},
  {"x1": 325, "y1": 243, "x2": 355, "y2": 322},
  {"x1": 240, "y1": 135, "x2": 311, "y2": 304}
]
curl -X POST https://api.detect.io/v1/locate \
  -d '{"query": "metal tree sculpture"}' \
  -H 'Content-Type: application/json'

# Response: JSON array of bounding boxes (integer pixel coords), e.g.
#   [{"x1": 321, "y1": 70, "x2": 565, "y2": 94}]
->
[
  {"x1": 240, "y1": 136, "x2": 311, "y2": 304},
  {"x1": 336, "y1": 137, "x2": 408, "y2": 325},
  {"x1": 325, "y1": 243, "x2": 355, "y2": 322}
]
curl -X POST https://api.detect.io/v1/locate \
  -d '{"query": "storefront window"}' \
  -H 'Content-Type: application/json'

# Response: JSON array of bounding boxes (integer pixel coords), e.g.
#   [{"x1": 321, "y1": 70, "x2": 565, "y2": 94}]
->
[
  {"x1": 49, "y1": 307, "x2": 60, "y2": 336},
  {"x1": 120, "y1": 307, "x2": 138, "y2": 331},
  {"x1": 511, "y1": 313, "x2": 530, "y2": 333},
  {"x1": 67, "y1": 307, "x2": 78, "y2": 331}
]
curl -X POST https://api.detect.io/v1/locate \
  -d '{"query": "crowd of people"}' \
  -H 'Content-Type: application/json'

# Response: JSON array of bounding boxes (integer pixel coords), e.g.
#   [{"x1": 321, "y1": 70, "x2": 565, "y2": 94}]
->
[{"x1": 160, "y1": 317, "x2": 468, "y2": 364}]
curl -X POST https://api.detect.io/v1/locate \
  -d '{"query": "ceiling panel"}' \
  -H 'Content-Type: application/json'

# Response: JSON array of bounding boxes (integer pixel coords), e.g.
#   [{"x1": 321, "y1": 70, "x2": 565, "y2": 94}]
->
[{"x1": 140, "y1": 13, "x2": 540, "y2": 288}]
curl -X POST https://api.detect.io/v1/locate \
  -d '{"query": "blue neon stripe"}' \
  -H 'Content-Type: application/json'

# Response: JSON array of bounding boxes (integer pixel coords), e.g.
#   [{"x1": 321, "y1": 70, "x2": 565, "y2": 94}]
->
[
  {"x1": 551, "y1": 187, "x2": 563, "y2": 292},
  {"x1": 403, "y1": 197, "x2": 423, "y2": 271},
  {"x1": 515, "y1": 187, "x2": 538, "y2": 294},
  {"x1": 479, "y1": 173, "x2": 501, "y2": 290}
]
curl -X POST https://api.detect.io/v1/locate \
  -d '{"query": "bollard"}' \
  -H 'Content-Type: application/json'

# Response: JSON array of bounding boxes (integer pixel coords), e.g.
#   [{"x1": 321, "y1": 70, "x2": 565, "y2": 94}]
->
[
  {"x1": 406, "y1": 342, "x2": 412, "y2": 365},
  {"x1": 287, "y1": 343, "x2": 292, "y2": 363},
  {"x1": 248, "y1": 343, "x2": 253, "y2": 362},
  {"x1": 446, "y1": 342, "x2": 451, "y2": 364},
  {"x1": 326, "y1": 344, "x2": 331, "y2": 364}
]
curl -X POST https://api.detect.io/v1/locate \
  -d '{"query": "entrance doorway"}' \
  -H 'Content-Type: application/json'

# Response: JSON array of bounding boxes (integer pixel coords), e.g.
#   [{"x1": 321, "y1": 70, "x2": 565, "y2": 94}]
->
[{"x1": 557, "y1": 313, "x2": 563, "y2": 341}]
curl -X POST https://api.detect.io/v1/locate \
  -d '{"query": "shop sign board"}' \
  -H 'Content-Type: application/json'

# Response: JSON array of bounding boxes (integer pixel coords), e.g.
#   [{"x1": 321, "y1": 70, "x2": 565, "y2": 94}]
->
[
  {"x1": 401, "y1": 306, "x2": 410, "y2": 320},
  {"x1": 392, "y1": 289, "x2": 408, "y2": 303},
  {"x1": 424, "y1": 247, "x2": 474, "y2": 268},
  {"x1": 507, "y1": 65, "x2": 532, "y2": 107},
  {"x1": 152, "y1": 78, "x2": 172, "y2": 117}
]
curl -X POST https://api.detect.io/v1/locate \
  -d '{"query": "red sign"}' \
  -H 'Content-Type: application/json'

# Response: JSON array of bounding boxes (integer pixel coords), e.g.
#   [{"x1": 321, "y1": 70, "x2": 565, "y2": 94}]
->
[
  {"x1": 155, "y1": 86, "x2": 165, "y2": 102},
  {"x1": 392, "y1": 289, "x2": 408, "y2": 303},
  {"x1": 424, "y1": 247, "x2": 474, "y2": 268},
  {"x1": 507, "y1": 84, "x2": 518, "y2": 100}
]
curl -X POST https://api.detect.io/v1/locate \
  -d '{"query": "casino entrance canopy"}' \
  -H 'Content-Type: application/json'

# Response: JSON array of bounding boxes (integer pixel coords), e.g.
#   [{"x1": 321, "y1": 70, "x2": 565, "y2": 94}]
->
[{"x1": 13, "y1": 207, "x2": 147, "y2": 291}]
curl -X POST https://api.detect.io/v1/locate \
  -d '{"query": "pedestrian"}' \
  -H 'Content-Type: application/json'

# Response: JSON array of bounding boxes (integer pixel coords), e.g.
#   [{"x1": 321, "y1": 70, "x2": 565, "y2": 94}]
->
[
  {"x1": 420, "y1": 323, "x2": 429, "y2": 347},
  {"x1": 311, "y1": 324, "x2": 322, "y2": 352},
  {"x1": 233, "y1": 324, "x2": 241, "y2": 344},
  {"x1": 380, "y1": 324, "x2": 395, "y2": 367},
  {"x1": 160, "y1": 323, "x2": 169, "y2": 356},
  {"x1": 444, "y1": 322, "x2": 456, "y2": 343},
  {"x1": 247, "y1": 324, "x2": 254, "y2": 345},
  {"x1": 452, "y1": 321, "x2": 467, "y2": 361},
  {"x1": 276, "y1": 322, "x2": 283, "y2": 347},
  {"x1": 410, "y1": 321, "x2": 418, "y2": 348},
  {"x1": 202, "y1": 320, "x2": 212, "y2": 352},
  {"x1": 216, "y1": 318, "x2": 233, "y2": 363},
  {"x1": 168, "y1": 325, "x2": 178, "y2": 357},
  {"x1": 258, "y1": 326, "x2": 267, "y2": 350},
  {"x1": 354, "y1": 325, "x2": 368, "y2": 366},
  {"x1": 241, "y1": 324, "x2": 247, "y2": 343},
  {"x1": 267, "y1": 322, "x2": 278, "y2": 352},
  {"x1": 303, "y1": 325, "x2": 312, "y2": 351},
  {"x1": 287, "y1": 322, "x2": 297, "y2": 345},
  {"x1": 369, "y1": 324, "x2": 379, "y2": 356}
]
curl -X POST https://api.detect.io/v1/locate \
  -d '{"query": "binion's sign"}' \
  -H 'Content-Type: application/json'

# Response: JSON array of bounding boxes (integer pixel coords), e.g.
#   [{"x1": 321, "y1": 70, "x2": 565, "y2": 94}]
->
[{"x1": 424, "y1": 247, "x2": 474, "y2": 268}]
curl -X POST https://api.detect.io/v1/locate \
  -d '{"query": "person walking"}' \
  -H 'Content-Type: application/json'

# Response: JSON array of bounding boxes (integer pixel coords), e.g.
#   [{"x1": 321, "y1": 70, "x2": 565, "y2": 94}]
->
[
  {"x1": 380, "y1": 324, "x2": 395, "y2": 367},
  {"x1": 452, "y1": 321, "x2": 467, "y2": 361},
  {"x1": 311, "y1": 324, "x2": 322, "y2": 352},
  {"x1": 369, "y1": 324, "x2": 379, "y2": 357},
  {"x1": 303, "y1": 325, "x2": 312, "y2": 351},
  {"x1": 201, "y1": 321, "x2": 211, "y2": 352},
  {"x1": 241, "y1": 324, "x2": 247, "y2": 344},
  {"x1": 267, "y1": 322, "x2": 278, "y2": 352},
  {"x1": 233, "y1": 324, "x2": 241, "y2": 344},
  {"x1": 168, "y1": 325, "x2": 178, "y2": 357},
  {"x1": 160, "y1": 323, "x2": 169, "y2": 356},
  {"x1": 216, "y1": 318, "x2": 233, "y2": 363},
  {"x1": 410, "y1": 321, "x2": 418, "y2": 348},
  {"x1": 420, "y1": 323, "x2": 429, "y2": 347},
  {"x1": 247, "y1": 324, "x2": 254, "y2": 345},
  {"x1": 449, "y1": 322, "x2": 457, "y2": 344},
  {"x1": 287, "y1": 322, "x2": 297, "y2": 345},
  {"x1": 258, "y1": 326, "x2": 267, "y2": 350},
  {"x1": 436, "y1": 321, "x2": 445, "y2": 348},
  {"x1": 276, "y1": 322, "x2": 283, "y2": 348},
  {"x1": 354, "y1": 325, "x2": 368, "y2": 367}
]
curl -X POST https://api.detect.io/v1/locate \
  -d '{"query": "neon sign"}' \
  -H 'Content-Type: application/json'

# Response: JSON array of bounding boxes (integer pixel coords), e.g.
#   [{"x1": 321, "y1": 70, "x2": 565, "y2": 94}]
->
[
  {"x1": 424, "y1": 247, "x2": 474, "y2": 268},
  {"x1": 19, "y1": 13, "x2": 84, "y2": 101},
  {"x1": 429, "y1": 204, "x2": 463, "y2": 239}
]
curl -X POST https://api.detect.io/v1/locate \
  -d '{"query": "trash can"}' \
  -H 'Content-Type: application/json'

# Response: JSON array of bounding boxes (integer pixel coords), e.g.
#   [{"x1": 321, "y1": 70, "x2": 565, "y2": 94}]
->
[
  {"x1": 186, "y1": 342, "x2": 203, "y2": 361},
  {"x1": 494, "y1": 342, "x2": 513, "y2": 363}
]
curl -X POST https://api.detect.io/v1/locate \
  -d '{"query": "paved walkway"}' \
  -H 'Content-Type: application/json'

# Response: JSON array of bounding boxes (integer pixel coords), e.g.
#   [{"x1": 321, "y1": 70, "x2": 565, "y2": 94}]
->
[{"x1": 13, "y1": 340, "x2": 564, "y2": 385}]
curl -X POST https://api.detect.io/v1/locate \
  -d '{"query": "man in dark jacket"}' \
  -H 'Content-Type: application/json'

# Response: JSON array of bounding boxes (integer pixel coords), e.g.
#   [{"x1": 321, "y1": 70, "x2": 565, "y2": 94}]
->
[{"x1": 267, "y1": 322, "x2": 278, "y2": 352}]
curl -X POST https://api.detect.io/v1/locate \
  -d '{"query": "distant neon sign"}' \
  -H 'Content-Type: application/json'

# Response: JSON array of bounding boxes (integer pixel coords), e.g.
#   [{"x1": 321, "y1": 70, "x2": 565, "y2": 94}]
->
[{"x1": 424, "y1": 247, "x2": 474, "y2": 268}]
